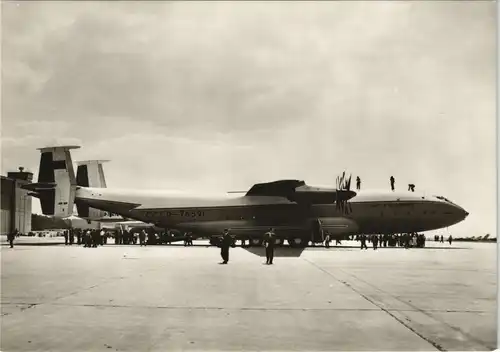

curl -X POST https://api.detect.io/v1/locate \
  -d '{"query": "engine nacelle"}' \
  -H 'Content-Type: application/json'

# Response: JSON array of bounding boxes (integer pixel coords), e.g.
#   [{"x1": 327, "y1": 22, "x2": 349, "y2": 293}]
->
[{"x1": 292, "y1": 185, "x2": 356, "y2": 204}]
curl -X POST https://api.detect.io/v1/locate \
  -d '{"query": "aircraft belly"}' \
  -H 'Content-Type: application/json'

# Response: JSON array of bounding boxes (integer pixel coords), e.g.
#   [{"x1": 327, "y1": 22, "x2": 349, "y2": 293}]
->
[{"x1": 173, "y1": 220, "x2": 308, "y2": 237}]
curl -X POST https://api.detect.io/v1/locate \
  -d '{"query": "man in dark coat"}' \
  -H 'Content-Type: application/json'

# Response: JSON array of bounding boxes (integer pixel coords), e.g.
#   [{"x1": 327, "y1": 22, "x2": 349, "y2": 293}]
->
[
  {"x1": 360, "y1": 234, "x2": 368, "y2": 250},
  {"x1": 7, "y1": 229, "x2": 17, "y2": 248},
  {"x1": 69, "y1": 229, "x2": 74, "y2": 245},
  {"x1": 219, "y1": 229, "x2": 233, "y2": 264},
  {"x1": 263, "y1": 228, "x2": 276, "y2": 265},
  {"x1": 139, "y1": 230, "x2": 146, "y2": 246}
]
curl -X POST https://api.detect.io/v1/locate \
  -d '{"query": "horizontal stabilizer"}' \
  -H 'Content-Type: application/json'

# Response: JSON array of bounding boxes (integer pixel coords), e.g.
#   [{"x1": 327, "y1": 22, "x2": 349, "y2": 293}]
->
[{"x1": 21, "y1": 182, "x2": 57, "y2": 191}]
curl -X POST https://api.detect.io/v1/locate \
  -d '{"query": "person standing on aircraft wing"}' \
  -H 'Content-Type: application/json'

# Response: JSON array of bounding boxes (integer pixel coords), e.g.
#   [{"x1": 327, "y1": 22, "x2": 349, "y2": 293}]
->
[
  {"x1": 263, "y1": 228, "x2": 276, "y2": 264},
  {"x1": 390, "y1": 176, "x2": 395, "y2": 191},
  {"x1": 356, "y1": 176, "x2": 361, "y2": 191}
]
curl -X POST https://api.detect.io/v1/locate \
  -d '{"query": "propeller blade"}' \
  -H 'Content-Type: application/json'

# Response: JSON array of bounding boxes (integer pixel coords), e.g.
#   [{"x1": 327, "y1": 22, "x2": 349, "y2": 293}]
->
[{"x1": 334, "y1": 172, "x2": 357, "y2": 215}]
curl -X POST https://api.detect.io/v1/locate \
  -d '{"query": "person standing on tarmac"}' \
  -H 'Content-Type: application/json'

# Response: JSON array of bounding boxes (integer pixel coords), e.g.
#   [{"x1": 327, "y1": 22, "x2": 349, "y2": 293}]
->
[
  {"x1": 263, "y1": 228, "x2": 276, "y2": 265},
  {"x1": 356, "y1": 176, "x2": 361, "y2": 191},
  {"x1": 390, "y1": 176, "x2": 395, "y2": 191},
  {"x1": 448, "y1": 235, "x2": 453, "y2": 245},
  {"x1": 372, "y1": 235, "x2": 378, "y2": 250},
  {"x1": 92, "y1": 230, "x2": 99, "y2": 248},
  {"x1": 83, "y1": 230, "x2": 90, "y2": 247},
  {"x1": 7, "y1": 229, "x2": 17, "y2": 248},
  {"x1": 404, "y1": 233, "x2": 410, "y2": 249},
  {"x1": 139, "y1": 230, "x2": 147, "y2": 246},
  {"x1": 69, "y1": 229, "x2": 74, "y2": 245},
  {"x1": 100, "y1": 229, "x2": 105, "y2": 246},
  {"x1": 360, "y1": 234, "x2": 368, "y2": 250},
  {"x1": 219, "y1": 229, "x2": 233, "y2": 264},
  {"x1": 324, "y1": 233, "x2": 331, "y2": 248}
]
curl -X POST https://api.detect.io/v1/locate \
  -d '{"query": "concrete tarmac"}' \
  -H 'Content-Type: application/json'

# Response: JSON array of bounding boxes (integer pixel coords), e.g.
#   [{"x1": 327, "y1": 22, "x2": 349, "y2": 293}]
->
[{"x1": 1, "y1": 240, "x2": 496, "y2": 351}]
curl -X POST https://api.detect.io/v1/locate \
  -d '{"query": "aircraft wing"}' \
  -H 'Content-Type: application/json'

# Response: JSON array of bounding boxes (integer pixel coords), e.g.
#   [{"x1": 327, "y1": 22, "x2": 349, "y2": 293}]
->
[{"x1": 245, "y1": 179, "x2": 356, "y2": 204}]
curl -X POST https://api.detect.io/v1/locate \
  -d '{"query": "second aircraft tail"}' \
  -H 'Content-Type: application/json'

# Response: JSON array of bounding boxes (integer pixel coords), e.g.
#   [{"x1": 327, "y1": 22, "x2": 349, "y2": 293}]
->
[{"x1": 75, "y1": 160, "x2": 113, "y2": 219}]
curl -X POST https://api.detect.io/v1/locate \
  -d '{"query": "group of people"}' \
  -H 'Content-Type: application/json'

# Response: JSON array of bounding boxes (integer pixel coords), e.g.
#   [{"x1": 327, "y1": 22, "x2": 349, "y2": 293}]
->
[
  {"x1": 390, "y1": 176, "x2": 416, "y2": 192},
  {"x1": 60, "y1": 228, "x2": 109, "y2": 247},
  {"x1": 112, "y1": 229, "x2": 186, "y2": 245},
  {"x1": 61, "y1": 228, "x2": 152, "y2": 248},
  {"x1": 356, "y1": 233, "x2": 427, "y2": 249},
  {"x1": 355, "y1": 176, "x2": 416, "y2": 192},
  {"x1": 214, "y1": 228, "x2": 277, "y2": 265},
  {"x1": 434, "y1": 234, "x2": 453, "y2": 245}
]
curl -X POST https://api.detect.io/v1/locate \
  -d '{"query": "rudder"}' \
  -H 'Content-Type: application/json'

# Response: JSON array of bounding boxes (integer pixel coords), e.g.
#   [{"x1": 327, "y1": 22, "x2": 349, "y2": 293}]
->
[
  {"x1": 24, "y1": 146, "x2": 79, "y2": 217},
  {"x1": 75, "y1": 160, "x2": 111, "y2": 220}
]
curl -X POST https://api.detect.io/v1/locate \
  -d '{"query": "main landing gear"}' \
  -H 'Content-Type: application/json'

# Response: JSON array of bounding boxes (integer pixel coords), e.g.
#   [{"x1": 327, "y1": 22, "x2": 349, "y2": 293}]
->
[{"x1": 287, "y1": 237, "x2": 308, "y2": 248}]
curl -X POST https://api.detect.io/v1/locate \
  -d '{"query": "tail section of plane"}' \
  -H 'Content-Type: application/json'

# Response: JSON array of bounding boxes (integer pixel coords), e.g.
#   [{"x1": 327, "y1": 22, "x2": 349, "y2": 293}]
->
[
  {"x1": 23, "y1": 146, "x2": 79, "y2": 217},
  {"x1": 75, "y1": 160, "x2": 111, "y2": 219},
  {"x1": 76, "y1": 160, "x2": 109, "y2": 188}
]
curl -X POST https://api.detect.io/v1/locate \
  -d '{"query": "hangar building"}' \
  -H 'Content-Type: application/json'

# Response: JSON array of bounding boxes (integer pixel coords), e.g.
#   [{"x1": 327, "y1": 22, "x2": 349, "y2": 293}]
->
[{"x1": 1, "y1": 167, "x2": 33, "y2": 235}]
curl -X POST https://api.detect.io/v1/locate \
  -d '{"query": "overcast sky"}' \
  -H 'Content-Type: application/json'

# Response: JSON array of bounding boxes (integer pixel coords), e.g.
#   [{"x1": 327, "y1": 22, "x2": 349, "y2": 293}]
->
[{"x1": 1, "y1": 1, "x2": 496, "y2": 237}]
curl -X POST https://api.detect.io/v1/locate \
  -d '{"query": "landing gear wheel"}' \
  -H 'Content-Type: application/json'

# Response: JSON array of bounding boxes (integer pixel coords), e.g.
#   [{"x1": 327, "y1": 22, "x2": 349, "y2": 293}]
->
[
  {"x1": 250, "y1": 238, "x2": 263, "y2": 247},
  {"x1": 288, "y1": 237, "x2": 308, "y2": 248}
]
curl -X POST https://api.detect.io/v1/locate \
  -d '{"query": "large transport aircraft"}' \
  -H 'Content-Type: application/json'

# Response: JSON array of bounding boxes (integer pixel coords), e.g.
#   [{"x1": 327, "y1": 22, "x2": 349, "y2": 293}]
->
[{"x1": 23, "y1": 146, "x2": 469, "y2": 247}]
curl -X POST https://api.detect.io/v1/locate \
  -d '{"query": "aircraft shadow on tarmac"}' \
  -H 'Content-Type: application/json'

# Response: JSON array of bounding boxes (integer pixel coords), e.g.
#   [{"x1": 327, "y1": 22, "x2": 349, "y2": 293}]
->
[
  {"x1": 0, "y1": 242, "x2": 470, "y2": 251},
  {"x1": 242, "y1": 246, "x2": 305, "y2": 257}
]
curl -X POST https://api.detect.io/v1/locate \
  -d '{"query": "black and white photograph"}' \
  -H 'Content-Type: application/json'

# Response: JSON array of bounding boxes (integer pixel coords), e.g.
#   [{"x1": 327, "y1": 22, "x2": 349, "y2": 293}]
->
[{"x1": 1, "y1": 1, "x2": 496, "y2": 351}]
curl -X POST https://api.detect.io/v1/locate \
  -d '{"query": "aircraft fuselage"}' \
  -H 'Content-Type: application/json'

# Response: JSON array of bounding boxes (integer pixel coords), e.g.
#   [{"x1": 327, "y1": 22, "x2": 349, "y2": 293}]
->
[{"x1": 74, "y1": 187, "x2": 468, "y2": 239}]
